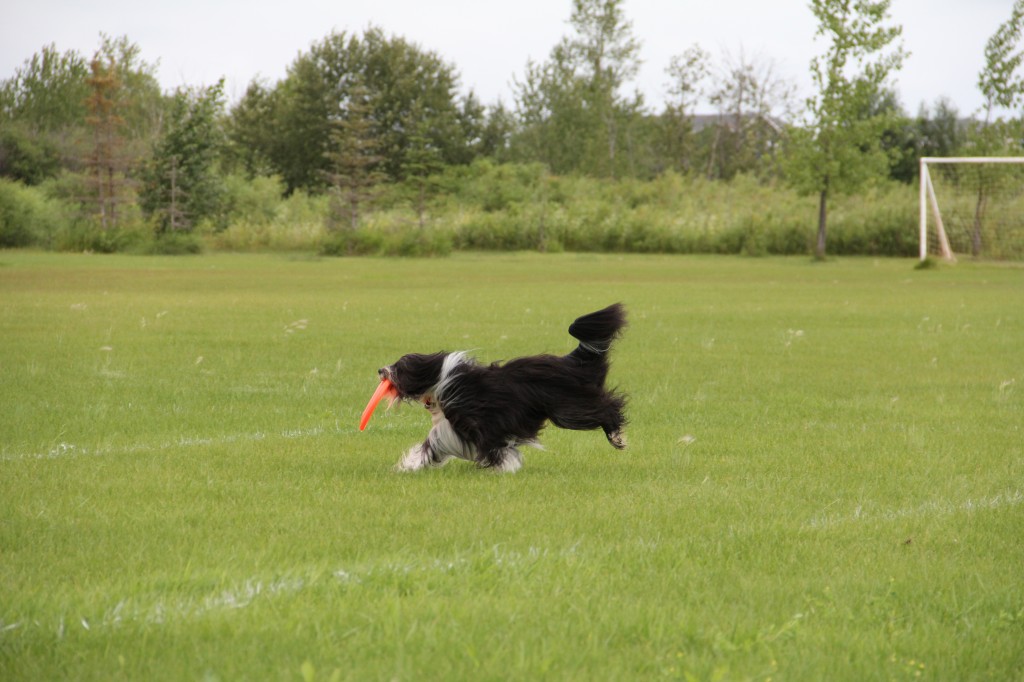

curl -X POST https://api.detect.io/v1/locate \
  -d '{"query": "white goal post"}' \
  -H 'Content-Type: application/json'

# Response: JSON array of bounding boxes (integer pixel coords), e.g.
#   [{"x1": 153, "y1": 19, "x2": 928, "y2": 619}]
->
[{"x1": 919, "y1": 156, "x2": 1024, "y2": 262}]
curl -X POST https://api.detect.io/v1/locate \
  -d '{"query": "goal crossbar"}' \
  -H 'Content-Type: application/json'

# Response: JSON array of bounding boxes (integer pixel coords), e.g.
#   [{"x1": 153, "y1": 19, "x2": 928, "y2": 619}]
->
[{"x1": 919, "y1": 156, "x2": 1024, "y2": 261}]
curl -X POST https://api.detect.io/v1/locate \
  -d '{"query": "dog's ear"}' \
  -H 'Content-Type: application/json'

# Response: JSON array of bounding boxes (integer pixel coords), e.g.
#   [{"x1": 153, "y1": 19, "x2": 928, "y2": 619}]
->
[{"x1": 392, "y1": 352, "x2": 449, "y2": 397}]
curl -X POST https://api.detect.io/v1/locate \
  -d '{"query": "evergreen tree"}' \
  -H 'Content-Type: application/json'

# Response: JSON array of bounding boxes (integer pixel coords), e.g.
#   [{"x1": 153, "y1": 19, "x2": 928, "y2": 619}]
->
[
  {"x1": 84, "y1": 55, "x2": 125, "y2": 230},
  {"x1": 401, "y1": 103, "x2": 444, "y2": 229},
  {"x1": 141, "y1": 81, "x2": 226, "y2": 233},
  {"x1": 323, "y1": 82, "x2": 383, "y2": 231},
  {"x1": 223, "y1": 80, "x2": 276, "y2": 177},
  {"x1": 94, "y1": 35, "x2": 163, "y2": 156}
]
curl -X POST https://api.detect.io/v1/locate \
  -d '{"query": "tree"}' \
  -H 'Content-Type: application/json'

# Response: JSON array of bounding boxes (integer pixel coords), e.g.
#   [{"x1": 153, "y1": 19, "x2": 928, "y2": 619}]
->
[
  {"x1": 0, "y1": 123, "x2": 61, "y2": 184},
  {"x1": 859, "y1": 87, "x2": 915, "y2": 183},
  {"x1": 0, "y1": 44, "x2": 89, "y2": 179},
  {"x1": 512, "y1": 0, "x2": 644, "y2": 177},
  {"x1": 266, "y1": 53, "x2": 333, "y2": 193},
  {"x1": 916, "y1": 97, "x2": 962, "y2": 160},
  {"x1": 84, "y1": 55, "x2": 126, "y2": 230},
  {"x1": 977, "y1": 0, "x2": 1024, "y2": 126},
  {"x1": 323, "y1": 82, "x2": 384, "y2": 231},
  {"x1": 0, "y1": 44, "x2": 89, "y2": 135},
  {"x1": 703, "y1": 48, "x2": 795, "y2": 180},
  {"x1": 661, "y1": 45, "x2": 711, "y2": 174},
  {"x1": 223, "y1": 80, "x2": 276, "y2": 177},
  {"x1": 452, "y1": 91, "x2": 501, "y2": 164},
  {"x1": 227, "y1": 28, "x2": 470, "y2": 194},
  {"x1": 512, "y1": 50, "x2": 587, "y2": 173},
  {"x1": 401, "y1": 102, "x2": 445, "y2": 229},
  {"x1": 141, "y1": 81, "x2": 226, "y2": 233},
  {"x1": 967, "y1": 0, "x2": 1024, "y2": 255},
  {"x1": 787, "y1": 0, "x2": 907, "y2": 259},
  {"x1": 1, "y1": 36, "x2": 160, "y2": 188},
  {"x1": 567, "y1": 0, "x2": 644, "y2": 177},
  {"x1": 93, "y1": 35, "x2": 163, "y2": 155},
  {"x1": 472, "y1": 101, "x2": 516, "y2": 162}
]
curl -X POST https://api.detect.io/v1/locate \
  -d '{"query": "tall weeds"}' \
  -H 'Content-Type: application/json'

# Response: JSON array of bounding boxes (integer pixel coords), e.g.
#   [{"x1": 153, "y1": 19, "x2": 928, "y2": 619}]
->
[{"x1": 3, "y1": 163, "x2": 920, "y2": 256}]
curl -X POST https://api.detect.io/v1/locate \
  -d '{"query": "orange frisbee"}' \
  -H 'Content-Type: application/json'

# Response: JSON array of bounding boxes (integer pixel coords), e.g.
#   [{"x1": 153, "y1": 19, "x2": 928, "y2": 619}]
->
[{"x1": 359, "y1": 378, "x2": 398, "y2": 431}]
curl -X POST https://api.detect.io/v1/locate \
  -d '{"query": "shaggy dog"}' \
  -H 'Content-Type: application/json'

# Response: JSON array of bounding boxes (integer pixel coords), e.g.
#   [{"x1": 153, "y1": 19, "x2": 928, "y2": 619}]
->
[{"x1": 369, "y1": 303, "x2": 628, "y2": 473}]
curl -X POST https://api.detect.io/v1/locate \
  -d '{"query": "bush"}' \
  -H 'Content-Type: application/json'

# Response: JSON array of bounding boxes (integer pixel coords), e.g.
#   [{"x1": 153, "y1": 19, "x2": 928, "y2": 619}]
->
[
  {"x1": 0, "y1": 178, "x2": 68, "y2": 247},
  {"x1": 321, "y1": 225, "x2": 451, "y2": 257},
  {"x1": 55, "y1": 224, "x2": 147, "y2": 254},
  {"x1": 1, "y1": 162, "x2": 924, "y2": 258},
  {"x1": 37, "y1": 172, "x2": 152, "y2": 253},
  {"x1": 320, "y1": 229, "x2": 384, "y2": 256},
  {"x1": 216, "y1": 173, "x2": 286, "y2": 229},
  {"x1": 828, "y1": 185, "x2": 918, "y2": 257},
  {"x1": 0, "y1": 126, "x2": 61, "y2": 185},
  {"x1": 143, "y1": 232, "x2": 203, "y2": 255},
  {"x1": 211, "y1": 183, "x2": 328, "y2": 251}
]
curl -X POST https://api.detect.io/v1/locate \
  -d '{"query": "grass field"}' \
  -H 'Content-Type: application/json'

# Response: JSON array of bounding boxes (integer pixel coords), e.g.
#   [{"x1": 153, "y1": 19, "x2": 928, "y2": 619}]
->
[{"x1": 1, "y1": 251, "x2": 1022, "y2": 680}]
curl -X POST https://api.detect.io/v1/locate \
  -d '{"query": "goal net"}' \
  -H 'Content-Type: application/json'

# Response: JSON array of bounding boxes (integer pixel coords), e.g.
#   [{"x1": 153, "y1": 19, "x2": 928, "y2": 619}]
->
[{"x1": 919, "y1": 157, "x2": 1024, "y2": 261}]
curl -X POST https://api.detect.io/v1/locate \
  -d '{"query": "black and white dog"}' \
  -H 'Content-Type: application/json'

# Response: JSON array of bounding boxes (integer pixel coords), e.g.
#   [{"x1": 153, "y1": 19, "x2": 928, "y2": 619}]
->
[{"x1": 377, "y1": 303, "x2": 628, "y2": 473}]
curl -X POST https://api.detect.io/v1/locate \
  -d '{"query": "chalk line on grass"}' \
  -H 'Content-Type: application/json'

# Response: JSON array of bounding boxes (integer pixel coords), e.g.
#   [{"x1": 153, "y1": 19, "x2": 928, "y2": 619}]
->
[
  {"x1": 806, "y1": 489, "x2": 1023, "y2": 530},
  {"x1": 5, "y1": 545, "x2": 585, "y2": 636},
  {"x1": 0, "y1": 426, "x2": 335, "y2": 463}
]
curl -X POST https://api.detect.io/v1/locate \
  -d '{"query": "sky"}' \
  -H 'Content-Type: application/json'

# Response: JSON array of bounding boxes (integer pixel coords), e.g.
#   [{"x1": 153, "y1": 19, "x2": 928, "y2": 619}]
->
[{"x1": 1, "y1": 0, "x2": 1018, "y2": 119}]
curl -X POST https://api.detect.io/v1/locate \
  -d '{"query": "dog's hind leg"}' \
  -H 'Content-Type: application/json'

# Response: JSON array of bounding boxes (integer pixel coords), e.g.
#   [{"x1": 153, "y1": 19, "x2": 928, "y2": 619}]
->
[
  {"x1": 484, "y1": 445, "x2": 523, "y2": 473},
  {"x1": 601, "y1": 409, "x2": 627, "y2": 450},
  {"x1": 604, "y1": 427, "x2": 627, "y2": 450},
  {"x1": 599, "y1": 394, "x2": 627, "y2": 450}
]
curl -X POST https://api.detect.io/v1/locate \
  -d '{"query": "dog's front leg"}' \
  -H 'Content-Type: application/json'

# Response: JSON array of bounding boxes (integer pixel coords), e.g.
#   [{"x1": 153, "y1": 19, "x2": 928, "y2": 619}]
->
[
  {"x1": 394, "y1": 414, "x2": 476, "y2": 472},
  {"x1": 394, "y1": 440, "x2": 437, "y2": 472}
]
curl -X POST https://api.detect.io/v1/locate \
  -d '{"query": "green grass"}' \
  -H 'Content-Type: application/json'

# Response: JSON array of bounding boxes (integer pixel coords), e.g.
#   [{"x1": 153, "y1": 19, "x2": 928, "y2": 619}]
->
[{"x1": 1, "y1": 251, "x2": 1022, "y2": 680}]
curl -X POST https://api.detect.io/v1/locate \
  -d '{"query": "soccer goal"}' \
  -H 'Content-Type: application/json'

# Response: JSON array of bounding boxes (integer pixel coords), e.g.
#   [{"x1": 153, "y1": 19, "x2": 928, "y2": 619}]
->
[{"x1": 919, "y1": 157, "x2": 1024, "y2": 261}]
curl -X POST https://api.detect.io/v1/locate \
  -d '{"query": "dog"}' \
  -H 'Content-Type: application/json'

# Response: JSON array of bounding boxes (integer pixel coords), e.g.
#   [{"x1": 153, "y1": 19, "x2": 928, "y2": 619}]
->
[{"x1": 376, "y1": 303, "x2": 628, "y2": 473}]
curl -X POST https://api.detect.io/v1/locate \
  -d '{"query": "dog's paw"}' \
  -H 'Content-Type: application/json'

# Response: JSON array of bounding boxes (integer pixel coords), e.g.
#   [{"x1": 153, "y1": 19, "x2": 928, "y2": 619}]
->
[
  {"x1": 607, "y1": 429, "x2": 627, "y2": 450},
  {"x1": 394, "y1": 444, "x2": 430, "y2": 472},
  {"x1": 482, "y1": 447, "x2": 522, "y2": 473}
]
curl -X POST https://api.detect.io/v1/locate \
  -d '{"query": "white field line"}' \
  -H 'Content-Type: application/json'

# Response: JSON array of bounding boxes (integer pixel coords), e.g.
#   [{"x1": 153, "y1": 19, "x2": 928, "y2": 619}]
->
[
  {"x1": 2, "y1": 545, "x2": 577, "y2": 635},
  {"x1": 0, "y1": 425, "x2": 338, "y2": 463},
  {"x1": 806, "y1": 489, "x2": 1024, "y2": 530}
]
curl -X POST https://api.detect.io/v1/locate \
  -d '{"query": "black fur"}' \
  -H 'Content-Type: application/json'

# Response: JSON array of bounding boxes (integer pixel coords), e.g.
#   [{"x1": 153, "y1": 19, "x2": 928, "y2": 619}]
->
[{"x1": 378, "y1": 303, "x2": 628, "y2": 472}]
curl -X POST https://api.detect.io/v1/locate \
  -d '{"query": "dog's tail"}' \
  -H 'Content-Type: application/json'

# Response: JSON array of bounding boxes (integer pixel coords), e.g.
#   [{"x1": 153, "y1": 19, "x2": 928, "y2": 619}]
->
[{"x1": 568, "y1": 303, "x2": 627, "y2": 359}]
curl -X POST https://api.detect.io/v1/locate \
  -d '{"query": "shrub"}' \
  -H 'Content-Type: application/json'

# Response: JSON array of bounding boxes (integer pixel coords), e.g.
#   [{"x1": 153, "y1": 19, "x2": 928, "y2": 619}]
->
[
  {"x1": 216, "y1": 174, "x2": 286, "y2": 229},
  {"x1": 320, "y1": 229, "x2": 384, "y2": 256},
  {"x1": 0, "y1": 125, "x2": 61, "y2": 185},
  {"x1": 0, "y1": 178, "x2": 68, "y2": 248},
  {"x1": 143, "y1": 231, "x2": 203, "y2": 255},
  {"x1": 320, "y1": 226, "x2": 451, "y2": 257},
  {"x1": 54, "y1": 224, "x2": 147, "y2": 253},
  {"x1": 828, "y1": 185, "x2": 918, "y2": 257},
  {"x1": 211, "y1": 184, "x2": 329, "y2": 251}
]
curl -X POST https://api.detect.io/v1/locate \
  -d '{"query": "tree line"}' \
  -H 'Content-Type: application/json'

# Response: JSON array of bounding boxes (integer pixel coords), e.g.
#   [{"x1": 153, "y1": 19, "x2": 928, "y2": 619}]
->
[{"x1": 2, "y1": 0, "x2": 1022, "y2": 257}]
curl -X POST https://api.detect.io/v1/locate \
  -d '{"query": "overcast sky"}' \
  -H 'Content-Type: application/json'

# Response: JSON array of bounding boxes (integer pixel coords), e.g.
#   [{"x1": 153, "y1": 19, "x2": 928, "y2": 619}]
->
[{"x1": 2, "y1": 0, "x2": 1017, "y2": 119}]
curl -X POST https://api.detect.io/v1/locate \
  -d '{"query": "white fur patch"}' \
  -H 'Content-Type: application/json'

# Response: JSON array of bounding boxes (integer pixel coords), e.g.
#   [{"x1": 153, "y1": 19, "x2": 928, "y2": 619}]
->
[
  {"x1": 428, "y1": 417, "x2": 476, "y2": 462},
  {"x1": 440, "y1": 351, "x2": 471, "y2": 380},
  {"x1": 491, "y1": 446, "x2": 523, "y2": 473},
  {"x1": 395, "y1": 443, "x2": 431, "y2": 472},
  {"x1": 434, "y1": 351, "x2": 473, "y2": 410}
]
